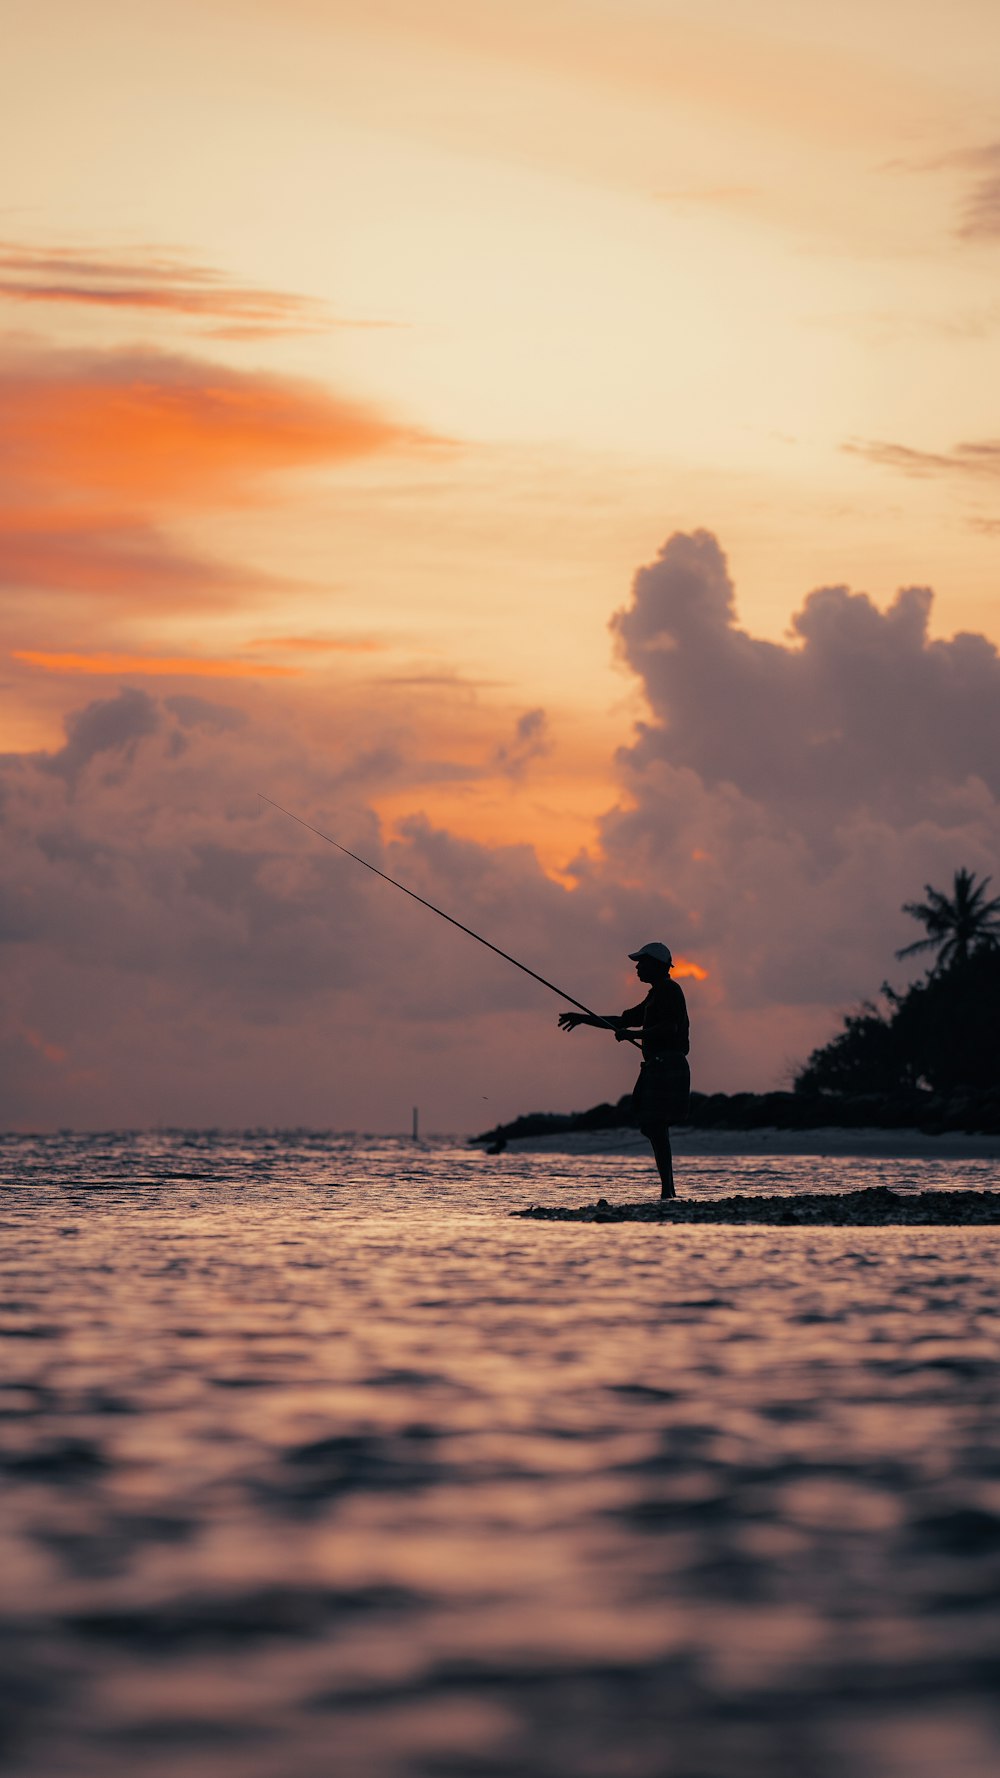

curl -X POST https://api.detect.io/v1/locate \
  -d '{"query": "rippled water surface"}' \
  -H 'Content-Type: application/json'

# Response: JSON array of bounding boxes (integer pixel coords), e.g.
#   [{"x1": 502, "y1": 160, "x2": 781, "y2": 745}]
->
[{"x1": 2, "y1": 1132, "x2": 999, "y2": 1778}]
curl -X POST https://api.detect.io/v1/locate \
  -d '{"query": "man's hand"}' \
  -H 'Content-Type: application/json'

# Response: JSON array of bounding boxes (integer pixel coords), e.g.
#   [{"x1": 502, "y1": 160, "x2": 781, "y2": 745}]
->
[
  {"x1": 614, "y1": 1027, "x2": 633, "y2": 1041},
  {"x1": 558, "y1": 1012, "x2": 587, "y2": 1031}
]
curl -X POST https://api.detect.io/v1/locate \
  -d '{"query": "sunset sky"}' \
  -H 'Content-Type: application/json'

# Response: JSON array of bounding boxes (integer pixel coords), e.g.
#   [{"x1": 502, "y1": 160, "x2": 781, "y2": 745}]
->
[{"x1": 3, "y1": 0, "x2": 999, "y2": 1131}]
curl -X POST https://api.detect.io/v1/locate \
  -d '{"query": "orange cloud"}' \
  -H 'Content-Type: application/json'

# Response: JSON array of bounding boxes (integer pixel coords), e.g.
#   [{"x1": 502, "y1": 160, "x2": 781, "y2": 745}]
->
[
  {"x1": 0, "y1": 347, "x2": 426, "y2": 510},
  {"x1": 13, "y1": 650, "x2": 299, "y2": 679},
  {"x1": 0, "y1": 511, "x2": 265, "y2": 605},
  {"x1": 0, "y1": 343, "x2": 439, "y2": 609}
]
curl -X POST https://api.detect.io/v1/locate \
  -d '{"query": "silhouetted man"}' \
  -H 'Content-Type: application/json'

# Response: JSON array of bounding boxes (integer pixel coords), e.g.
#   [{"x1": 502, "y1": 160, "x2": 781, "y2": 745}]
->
[{"x1": 558, "y1": 942, "x2": 690, "y2": 1197}]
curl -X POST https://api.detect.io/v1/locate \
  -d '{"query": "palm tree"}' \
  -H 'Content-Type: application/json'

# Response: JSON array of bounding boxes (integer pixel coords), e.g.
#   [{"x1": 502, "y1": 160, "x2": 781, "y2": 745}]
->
[{"x1": 896, "y1": 867, "x2": 1000, "y2": 971}]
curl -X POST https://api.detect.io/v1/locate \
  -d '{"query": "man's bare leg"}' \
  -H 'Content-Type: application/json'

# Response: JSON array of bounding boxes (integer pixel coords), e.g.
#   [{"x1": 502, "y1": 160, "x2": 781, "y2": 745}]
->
[{"x1": 647, "y1": 1127, "x2": 675, "y2": 1198}]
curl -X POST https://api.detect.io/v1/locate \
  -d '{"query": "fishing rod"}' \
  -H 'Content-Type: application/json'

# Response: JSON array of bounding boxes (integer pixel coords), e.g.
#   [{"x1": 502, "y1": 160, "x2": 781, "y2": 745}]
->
[{"x1": 258, "y1": 792, "x2": 639, "y2": 1044}]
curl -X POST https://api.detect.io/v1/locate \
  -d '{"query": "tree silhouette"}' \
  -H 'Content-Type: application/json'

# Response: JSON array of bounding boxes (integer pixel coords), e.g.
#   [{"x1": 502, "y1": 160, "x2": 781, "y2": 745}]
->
[{"x1": 895, "y1": 867, "x2": 1000, "y2": 972}]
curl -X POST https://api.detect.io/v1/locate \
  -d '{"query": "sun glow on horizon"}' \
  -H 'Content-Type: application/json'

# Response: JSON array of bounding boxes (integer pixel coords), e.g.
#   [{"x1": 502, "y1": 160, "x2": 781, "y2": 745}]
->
[{"x1": 673, "y1": 958, "x2": 710, "y2": 982}]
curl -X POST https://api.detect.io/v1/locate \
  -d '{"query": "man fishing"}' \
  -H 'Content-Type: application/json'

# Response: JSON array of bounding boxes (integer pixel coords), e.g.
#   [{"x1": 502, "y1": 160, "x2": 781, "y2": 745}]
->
[
  {"x1": 558, "y1": 942, "x2": 690, "y2": 1198},
  {"x1": 260, "y1": 802, "x2": 690, "y2": 1188}
]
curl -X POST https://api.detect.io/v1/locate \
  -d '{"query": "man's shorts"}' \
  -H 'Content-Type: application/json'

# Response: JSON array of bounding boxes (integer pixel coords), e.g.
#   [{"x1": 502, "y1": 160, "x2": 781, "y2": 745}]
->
[{"x1": 632, "y1": 1055, "x2": 691, "y2": 1133}]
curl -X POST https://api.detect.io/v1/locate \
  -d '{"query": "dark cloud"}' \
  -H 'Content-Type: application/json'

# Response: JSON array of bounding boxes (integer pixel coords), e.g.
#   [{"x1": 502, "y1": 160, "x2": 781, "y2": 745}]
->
[
  {"x1": 492, "y1": 708, "x2": 552, "y2": 780},
  {"x1": 0, "y1": 687, "x2": 637, "y2": 1130},
  {"x1": 165, "y1": 695, "x2": 248, "y2": 732},
  {"x1": 3, "y1": 535, "x2": 999, "y2": 1130},
  {"x1": 602, "y1": 532, "x2": 1000, "y2": 1018},
  {"x1": 612, "y1": 531, "x2": 1000, "y2": 824},
  {"x1": 40, "y1": 687, "x2": 161, "y2": 786},
  {"x1": 325, "y1": 744, "x2": 480, "y2": 791}
]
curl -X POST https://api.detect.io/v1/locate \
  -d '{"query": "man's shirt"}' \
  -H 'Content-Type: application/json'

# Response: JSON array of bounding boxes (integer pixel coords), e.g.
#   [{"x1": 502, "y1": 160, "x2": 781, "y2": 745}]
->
[{"x1": 621, "y1": 978, "x2": 690, "y2": 1062}]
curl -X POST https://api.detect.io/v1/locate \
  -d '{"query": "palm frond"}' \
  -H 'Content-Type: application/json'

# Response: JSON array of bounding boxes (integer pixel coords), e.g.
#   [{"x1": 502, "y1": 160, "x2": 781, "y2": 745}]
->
[
  {"x1": 898, "y1": 867, "x2": 1000, "y2": 970},
  {"x1": 895, "y1": 934, "x2": 941, "y2": 960}
]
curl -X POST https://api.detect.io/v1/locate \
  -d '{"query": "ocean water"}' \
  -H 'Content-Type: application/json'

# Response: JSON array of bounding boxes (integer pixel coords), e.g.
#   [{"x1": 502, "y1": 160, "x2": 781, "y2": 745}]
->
[{"x1": 1, "y1": 1131, "x2": 999, "y2": 1778}]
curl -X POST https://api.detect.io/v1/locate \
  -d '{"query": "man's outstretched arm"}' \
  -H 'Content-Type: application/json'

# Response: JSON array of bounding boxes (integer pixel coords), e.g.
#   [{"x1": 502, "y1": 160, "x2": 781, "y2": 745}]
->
[
  {"x1": 558, "y1": 1011, "x2": 622, "y2": 1032},
  {"x1": 558, "y1": 1003, "x2": 643, "y2": 1036}
]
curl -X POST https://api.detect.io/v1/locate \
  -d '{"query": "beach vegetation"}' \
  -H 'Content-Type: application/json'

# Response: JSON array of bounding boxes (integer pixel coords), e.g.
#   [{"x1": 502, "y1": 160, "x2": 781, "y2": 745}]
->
[
  {"x1": 895, "y1": 867, "x2": 1000, "y2": 973},
  {"x1": 794, "y1": 870, "x2": 1000, "y2": 1117}
]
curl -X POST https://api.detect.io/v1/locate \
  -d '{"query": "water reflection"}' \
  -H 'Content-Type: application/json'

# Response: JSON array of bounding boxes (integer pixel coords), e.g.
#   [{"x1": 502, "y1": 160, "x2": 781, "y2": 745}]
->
[{"x1": 0, "y1": 1132, "x2": 998, "y2": 1777}]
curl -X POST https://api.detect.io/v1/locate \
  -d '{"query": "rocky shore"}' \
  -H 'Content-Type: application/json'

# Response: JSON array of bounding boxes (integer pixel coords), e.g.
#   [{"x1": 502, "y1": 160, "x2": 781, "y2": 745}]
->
[{"x1": 515, "y1": 1186, "x2": 1000, "y2": 1225}]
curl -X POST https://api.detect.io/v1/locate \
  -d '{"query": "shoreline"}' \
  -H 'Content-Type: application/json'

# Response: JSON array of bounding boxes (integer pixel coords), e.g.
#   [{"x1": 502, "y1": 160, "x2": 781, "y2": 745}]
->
[{"x1": 504, "y1": 1125, "x2": 1000, "y2": 1160}]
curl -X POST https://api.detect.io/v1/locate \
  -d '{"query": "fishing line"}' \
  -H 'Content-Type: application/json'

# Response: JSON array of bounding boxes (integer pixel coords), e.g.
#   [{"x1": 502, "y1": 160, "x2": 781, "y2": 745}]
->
[{"x1": 258, "y1": 792, "x2": 638, "y2": 1044}]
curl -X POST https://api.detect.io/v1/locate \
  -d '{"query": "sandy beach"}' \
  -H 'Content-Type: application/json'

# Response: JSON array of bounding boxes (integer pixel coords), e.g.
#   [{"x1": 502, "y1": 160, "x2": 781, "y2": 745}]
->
[{"x1": 505, "y1": 1125, "x2": 1000, "y2": 1160}]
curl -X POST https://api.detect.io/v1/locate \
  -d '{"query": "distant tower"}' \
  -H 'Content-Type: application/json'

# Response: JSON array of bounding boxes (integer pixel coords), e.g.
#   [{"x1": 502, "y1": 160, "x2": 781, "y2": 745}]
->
[{"x1": 412, "y1": 1106, "x2": 419, "y2": 1142}]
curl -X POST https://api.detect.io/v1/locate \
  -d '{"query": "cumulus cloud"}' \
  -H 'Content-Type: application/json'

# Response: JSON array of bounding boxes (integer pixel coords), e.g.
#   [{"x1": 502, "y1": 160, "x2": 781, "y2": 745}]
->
[
  {"x1": 611, "y1": 530, "x2": 1000, "y2": 826},
  {"x1": 0, "y1": 686, "x2": 636, "y2": 1131},
  {"x1": 39, "y1": 686, "x2": 161, "y2": 786},
  {"x1": 4, "y1": 531, "x2": 999, "y2": 1131},
  {"x1": 601, "y1": 531, "x2": 1000, "y2": 1024}
]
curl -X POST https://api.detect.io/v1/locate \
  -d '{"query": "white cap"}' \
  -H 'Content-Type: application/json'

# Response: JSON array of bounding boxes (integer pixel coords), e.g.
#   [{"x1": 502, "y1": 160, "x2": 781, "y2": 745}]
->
[{"x1": 628, "y1": 941, "x2": 673, "y2": 967}]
